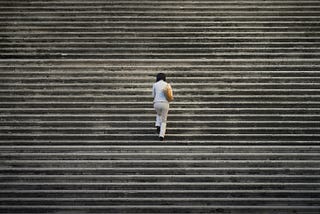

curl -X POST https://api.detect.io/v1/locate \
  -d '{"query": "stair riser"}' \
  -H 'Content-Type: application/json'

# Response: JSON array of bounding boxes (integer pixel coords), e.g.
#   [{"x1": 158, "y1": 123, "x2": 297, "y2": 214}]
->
[
  {"x1": 1, "y1": 183, "x2": 318, "y2": 190},
  {"x1": 0, "y1": 200, "x2": 318, "y2": 206},
  {"x1": 2, "y1": 161, "x2": 318, "y2": 168}
]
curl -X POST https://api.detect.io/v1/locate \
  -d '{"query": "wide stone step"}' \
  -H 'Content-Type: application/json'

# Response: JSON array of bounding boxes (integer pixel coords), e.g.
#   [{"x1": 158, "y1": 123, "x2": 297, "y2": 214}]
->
[
  {"x1": 2, "y1": 75, "x2": 319, "y2": 82},
  {"x1": 4, "y1": 70, "x2": 315, "y2": 77},
  {"x1": 1, "y1": 107, "x2": 319, "y2": 115},
  {"x1": 1, "y1": 150, "x2": 319, "y2": 160},
  {"x1": 0, "y1": 39, "x2": 316, "y2": 44},
  {"x1": 1, "y1": 63, "x2": 318, "y2": 71},
  {"x1": 1, "y1": 197, "x2": 319, "y2": 207},
  {"x1": 2, "y1": 96, "x2": 320, "y2": 103},
  {"x1": 1, "y1": 163, "x2": 319, "y2": 171},
  {"x1": 1, "y1": 0, "x2": 318, "y2": 3},
  {"x1": 0, "y1": 173, "x2": 319, "y2": 183},
  {"x1": 1, "y1": 21, "x2": 317, "y2": 27},
  {"x1": 2, "y1": 53, "x2": 320, "y2": 60},
  {"x1": 1, "y1": 133, "x2": 319, "y2": 141},
  {"x1": 1, "y1": 36, "x2": 319, "y2": 42},
  {"x1": 1, "y1": 181, "x2": 319, "y2": 190},
  {"x1": 1, "y1": 167, "x2": 319, "y2": 176},
  {"x1": 0, "y1": 196, "x2": 319, "y2": 205},
  {"x1": 1, "y1": 5, "x2": 319, "y2": 12},
  {"x1": 1, "y1": 3, "x2": 319, "y2": 8},
  {"x1": 1, "y1": 76, "x2": 319, "y2": 82},
  {"x1": 1, "y1": 121, "x2": 319, "y2": 129},
  {"x1": 2, "y1": 17, "x2": 319, "y2": 22},
  {"x1": 0, "y1": 59, "x2": 318, "y2": 67},
  {"x1": 1, "y1": 126, "x2": 320, "y2": 134},
  {"x1": 2, "y1": 158, "x2": 319, "y2": 167},
  {"x1": 2, "y1": 49, "x2": 320, "y2": 56},
  {"x1": 2, "y1": 46, "x2": 319, "y2": 51},
  {"x1": 2, "y1": 52, "x2": 319, "y2": 56},
  {"x1": 1, "y1": 89, "x2": 318, "y2": 96},
  {"x1": 1, "y1": 43, "x2": 318, "y2": 49},
  {"x1": 1, "y1": 83, "x2": 319, "y2": 89},
  {"x1": 1, "y1": 127, "x2": 318, "y2": 134},
  {"x1": 2, "y1": 184, "x2": 319, "y2": 201},
  {"x1": 1, "y1": 70, "x2": 319, "y2": 77},
  {"x1": 2, "y1": 10, "x2": 318, "y2": 15},
  {"x1": 0, "y1": 17, "x2": 320, "y2": 23},
  {"x1": 0, "y1": 138, "x2": 317, "y2": 144},
  {"x1": 2, "y1": 113, "x2": 319, "y2": 121},
  {"x1": 3, "y1": 27, "x2": 320, "y2": 34},
  {"x1": 1, "y1": 102, "x2": 319, "y2": 109},
  {"x1": 1, "y1": 145, "x2": 318, "y2": 153},
  {"x1": 2, "y1": 46, "x2": 319, "y2": 50},
  {"x1": 1, "y1": 0, "x2": 318, "y2": 5},
  {"x1": 2, "y1": 107, "x2": 318, "y2": 113},
  {"x1": 0, "y1": 205, "x2": 319, "y2": 214}
]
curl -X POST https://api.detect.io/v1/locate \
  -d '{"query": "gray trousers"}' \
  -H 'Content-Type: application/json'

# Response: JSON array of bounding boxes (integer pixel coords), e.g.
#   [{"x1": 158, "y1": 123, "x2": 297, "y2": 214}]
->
[{"x1": 154, "y1": 102, "x2": 169, "y2": 137}]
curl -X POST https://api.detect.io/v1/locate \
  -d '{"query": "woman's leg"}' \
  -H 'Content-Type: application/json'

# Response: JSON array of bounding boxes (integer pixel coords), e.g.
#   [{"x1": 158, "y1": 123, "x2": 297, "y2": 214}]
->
[
  {"x1": 154, "y1": 103, "x2": 162, "y2": 135},
  {"x1": 155, "y1": 114, "x2": 161, "y2": 127},
  {"x1": 154, "y1": 102, "x2": 169, "y2": 139},
  {"x1": 159, "y1": 103, "x2": 169, "y2": 138},
  {"x1": 155, "y1": 115, "x2": 161, "y2": 134}
]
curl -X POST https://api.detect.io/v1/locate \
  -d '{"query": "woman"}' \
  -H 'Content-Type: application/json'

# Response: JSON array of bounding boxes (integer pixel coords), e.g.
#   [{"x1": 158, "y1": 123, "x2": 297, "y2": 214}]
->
[{"x1": 152, "y1": 73, "x2": 173, "y2": 141}]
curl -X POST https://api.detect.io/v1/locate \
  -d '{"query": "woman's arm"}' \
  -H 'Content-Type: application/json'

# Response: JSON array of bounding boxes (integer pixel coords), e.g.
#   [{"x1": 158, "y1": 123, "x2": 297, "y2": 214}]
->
[{"x1": 152, "y1": 84, "x2": 155, "y2": 98}]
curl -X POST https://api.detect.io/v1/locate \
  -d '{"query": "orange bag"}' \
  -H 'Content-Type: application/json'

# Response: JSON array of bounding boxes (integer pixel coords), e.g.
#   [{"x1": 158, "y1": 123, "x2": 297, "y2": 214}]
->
[{"x1": 164, "y1": 83, "x2": 174, "y2": 102}]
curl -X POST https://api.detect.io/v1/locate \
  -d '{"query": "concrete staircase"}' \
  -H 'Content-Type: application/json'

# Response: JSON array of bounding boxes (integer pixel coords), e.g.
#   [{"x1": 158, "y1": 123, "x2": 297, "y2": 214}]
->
[{"x1": 0, "y1": 0, "x2": 320, "y2": 213}]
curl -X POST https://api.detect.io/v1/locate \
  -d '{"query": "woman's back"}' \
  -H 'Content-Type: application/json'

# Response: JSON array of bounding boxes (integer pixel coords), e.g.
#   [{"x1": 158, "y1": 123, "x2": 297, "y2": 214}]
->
[{"x1": 153, "y1": 80, "x2": 168, "y2": 103}]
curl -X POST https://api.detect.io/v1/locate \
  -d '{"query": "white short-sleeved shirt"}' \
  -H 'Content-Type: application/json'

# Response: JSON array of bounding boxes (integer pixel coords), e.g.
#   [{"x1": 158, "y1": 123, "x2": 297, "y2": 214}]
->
[{"x1": 152, "y1": 80, "x2": 169, "y2": 103}]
